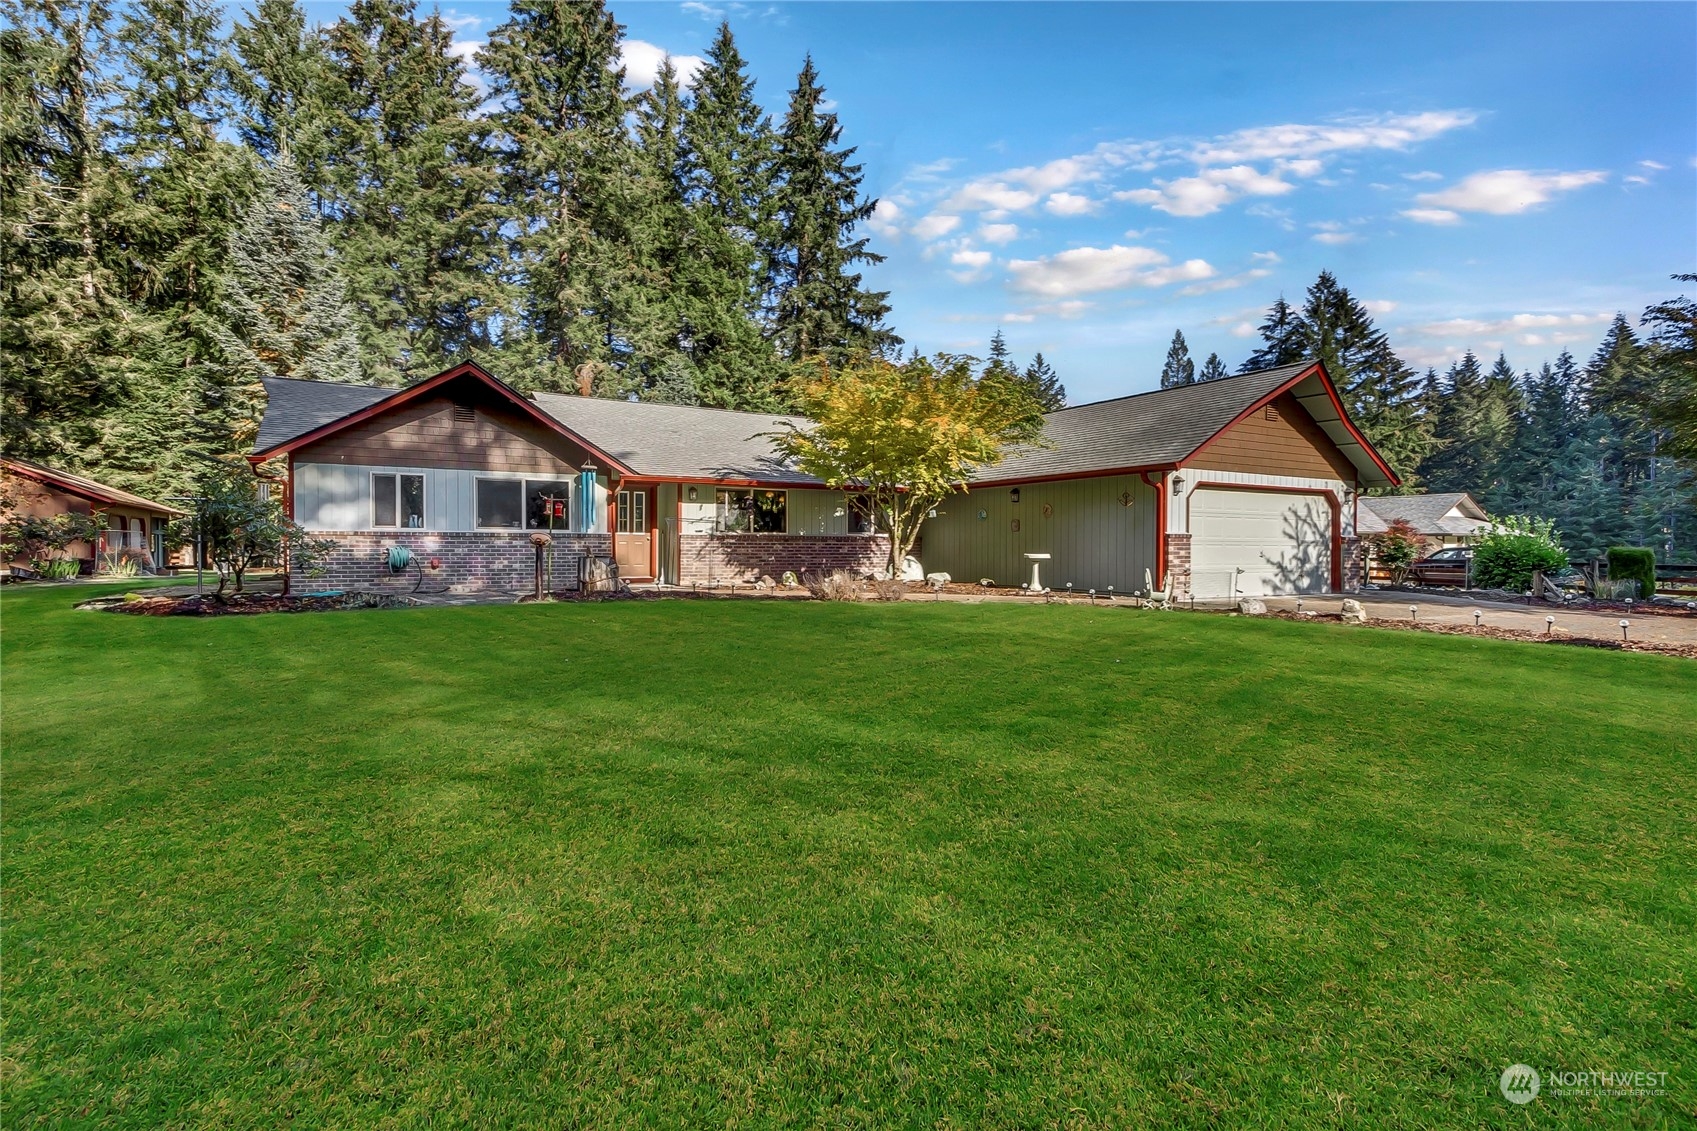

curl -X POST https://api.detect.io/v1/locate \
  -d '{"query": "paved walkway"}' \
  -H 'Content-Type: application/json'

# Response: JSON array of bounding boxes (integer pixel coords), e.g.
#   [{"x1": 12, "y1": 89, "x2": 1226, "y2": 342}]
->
[{"x1": 1251, "y1": 591, "x2": 1697, "y2": 645}]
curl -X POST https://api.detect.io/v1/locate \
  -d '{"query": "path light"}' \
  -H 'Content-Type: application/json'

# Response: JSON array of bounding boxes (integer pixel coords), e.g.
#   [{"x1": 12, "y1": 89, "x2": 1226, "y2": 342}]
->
[
  {"x1": 1410, "y1": 604, "x2": 1418, "y2": 622},
  {"x1": 1296, "y1": 597, "x2": 1303, "y2": 613},
  {"x1": 1473, "y1": 609, "x2": 1482, "y2": 627},
  {"x1": 1620, "y1": 619, "x2": 1630, "y2": 642},
  {"x1": 1545, "y1": 615, "x2": 1555, "y2": 635},
  {"x1": 1088, "y1": 588, "x2": 1096, "y2": 602},
  {"x1": 1066, "y1": 581, "x2": 1074, "y2": 596},
  {"x1": 1107, "y1": 585, "x2": 1115, "y2": 600}
]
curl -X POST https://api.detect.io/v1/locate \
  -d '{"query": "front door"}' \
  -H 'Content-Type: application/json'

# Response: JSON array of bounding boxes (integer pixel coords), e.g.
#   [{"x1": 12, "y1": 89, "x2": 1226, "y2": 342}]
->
[{"x1": 614, "y1": 488, "x2": 651, "y2": 579}]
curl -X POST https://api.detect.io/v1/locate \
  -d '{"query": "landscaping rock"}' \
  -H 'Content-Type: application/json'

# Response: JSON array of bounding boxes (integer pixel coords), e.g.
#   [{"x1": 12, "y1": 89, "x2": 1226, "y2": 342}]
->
[
  {"x1": 925, "y1": 571, "x2": 951, "y2": 588},
  {"x1": 1236, "y1": 598, "x2": 1267, "y2": 615},
  {"x1": 1340, "y1": 597, "x2": 1369, "y2": 624},
  {"x1": 780, "y1": 570, "x2": 799, "y2": 588}
]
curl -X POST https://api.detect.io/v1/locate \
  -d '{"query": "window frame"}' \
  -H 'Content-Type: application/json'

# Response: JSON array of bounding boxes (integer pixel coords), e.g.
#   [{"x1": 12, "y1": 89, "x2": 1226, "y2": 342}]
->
[
  {"x1": 474, "y1": 477, "x2": 526, "y2": 531},
  {"x1": 525, "y1": 479, "x2": 575, "y2": 532},
  {"x1": 714, "y1": 488, "x2": 788, "y2": 535},
  {"x1": 371, "y1": 471, "x2": 426, "y2": 529}
]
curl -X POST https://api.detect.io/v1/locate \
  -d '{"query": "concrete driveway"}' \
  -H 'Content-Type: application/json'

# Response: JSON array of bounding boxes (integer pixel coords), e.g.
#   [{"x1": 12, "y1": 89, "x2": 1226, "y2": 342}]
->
[{"x1": 1251, "y1": 590, "x2": 1697, "y2": 646}]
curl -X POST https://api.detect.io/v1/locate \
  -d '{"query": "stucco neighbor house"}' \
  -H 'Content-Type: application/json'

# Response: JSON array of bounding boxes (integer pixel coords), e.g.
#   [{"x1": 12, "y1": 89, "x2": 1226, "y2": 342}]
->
[
  {"x1": 251, "y1": 358, "x2": 1399, "y2": 599},
  {"x1": 1356, "y1": 492, "x2": 1492, "y2": 549},
  {"x1": 1, "y1": 457, "x2": 183, "y2": 575}
]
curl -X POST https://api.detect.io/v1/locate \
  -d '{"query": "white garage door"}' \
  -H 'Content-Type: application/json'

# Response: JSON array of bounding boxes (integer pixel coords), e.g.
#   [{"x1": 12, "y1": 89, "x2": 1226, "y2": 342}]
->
[{"x1": 1189, "y1": 488, "x2": 1332, "y2": 598}]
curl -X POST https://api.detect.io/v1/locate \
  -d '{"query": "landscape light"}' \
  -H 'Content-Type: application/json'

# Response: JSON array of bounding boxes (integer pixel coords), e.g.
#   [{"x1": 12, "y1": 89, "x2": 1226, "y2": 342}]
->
[
  {"x1": 1545, "y1": 615, "x2": 1555, "y2": 634},
  {"x1": 1472, "y1": 609, "x2": 1482, "y2": 627},
  {"x1": 1620, "y1": 619, "x2": 1629, "y2": 641},
  {"x1": 1409, "y1": 605, "x2": 1418, "y2": 621}
]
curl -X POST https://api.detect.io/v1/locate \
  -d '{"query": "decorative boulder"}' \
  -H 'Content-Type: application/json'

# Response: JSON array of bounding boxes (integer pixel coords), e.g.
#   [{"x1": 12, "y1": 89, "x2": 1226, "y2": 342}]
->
[
  {"x1": 1236, "y1": 598, "x2": 1267, "y2": 615},
  {"x1": 925, "y1": 572, "x2": 951, "y2": 588},
  {"x1": 899, "y1": 555, "x2": 925, "y2": 582},
  {"x1": 780, "y1": 570, "x2": 799, "y2": 589},
  {"x1": 979, "y1": 578, "x2": 996, "y2": 588},
  {"x1": 1340, "y1": 597, "x2": 1369, "y2": 623}
]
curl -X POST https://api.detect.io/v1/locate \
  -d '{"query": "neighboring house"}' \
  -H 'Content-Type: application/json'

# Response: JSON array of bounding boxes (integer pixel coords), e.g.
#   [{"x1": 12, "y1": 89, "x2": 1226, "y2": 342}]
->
[
  {"x1": 1356, "y1": 492, "x2": 1492, "y2": 548},
  {"x1": 251, "y1": 358, "x2": 1400, "y2": 599},
  {"x1": 1, "y1": 457, "x2": 183, "y2": 574}
]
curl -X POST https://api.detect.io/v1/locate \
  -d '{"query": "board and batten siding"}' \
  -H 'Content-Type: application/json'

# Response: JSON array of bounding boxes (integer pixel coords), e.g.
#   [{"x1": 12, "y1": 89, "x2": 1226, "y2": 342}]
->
[
  {"x1": 923, "y1": 473, "x2": 1160, "y2": 591},
  {"x1": 294, "y1": 463, "x2": 609, "y2": 533}
]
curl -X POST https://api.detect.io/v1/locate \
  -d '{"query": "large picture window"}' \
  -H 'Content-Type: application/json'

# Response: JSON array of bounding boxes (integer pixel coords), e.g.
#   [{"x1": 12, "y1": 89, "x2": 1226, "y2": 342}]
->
[
  {"x1": 475, "y1": 478, "x2": 524, "y2": 529},
  {"x1": 715, "y1": 489, "x2": 786, "y2": 534},
  {"x1": 373, "y1": 473, "x2": 425, "y2": 528},
  {"x1": 526, "y1": 480, "x2": 572, "y2": 530}
]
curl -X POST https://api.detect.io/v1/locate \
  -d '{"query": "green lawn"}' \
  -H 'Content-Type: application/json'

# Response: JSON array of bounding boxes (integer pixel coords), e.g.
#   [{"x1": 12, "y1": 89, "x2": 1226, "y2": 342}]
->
[{"x1": 4, "y1": 585, "x2": 1694, "y2": 1128}]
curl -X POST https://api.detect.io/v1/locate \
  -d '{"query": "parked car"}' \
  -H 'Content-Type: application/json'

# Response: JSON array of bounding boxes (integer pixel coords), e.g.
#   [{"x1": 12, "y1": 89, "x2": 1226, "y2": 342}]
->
[{"x1": 1405, "y1": 546, "x2": 1473, "y2": 587}]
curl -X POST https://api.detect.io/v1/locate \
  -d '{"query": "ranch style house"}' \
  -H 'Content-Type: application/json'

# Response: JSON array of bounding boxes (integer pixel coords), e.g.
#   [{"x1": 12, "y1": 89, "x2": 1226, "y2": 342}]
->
[{"x1": 251, "y1": 359, "x2": 1399, "y2": 600}]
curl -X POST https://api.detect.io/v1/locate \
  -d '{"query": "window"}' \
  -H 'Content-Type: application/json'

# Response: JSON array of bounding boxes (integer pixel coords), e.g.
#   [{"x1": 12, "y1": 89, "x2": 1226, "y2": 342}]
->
[
  {"x1": 847, "y1": 494, "x2": 874, "y2": 534},
  {"x1": 476, "y1": 478, "x2": 524, "y2": 529},
  {"x1": 617, "y1": 489, "x2": 647, "y2": 533},
  {"x1": 373, "y1": 473, "x2": 425, "y2": 528},
  {"x1": 715, "y1": 488, "x2": 786, "y2": 534},
  {"x1": 526, "y1": 480, "x2": 573, "y2": 530}
]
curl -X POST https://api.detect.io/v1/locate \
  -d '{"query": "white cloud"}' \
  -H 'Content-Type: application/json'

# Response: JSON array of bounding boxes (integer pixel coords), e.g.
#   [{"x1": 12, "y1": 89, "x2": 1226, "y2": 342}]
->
[
  {"x1": 1245, "y1": 203, "x2": 1297, "y2": 230},
  {"x1": 1115, "y1": 164, "x2": 1295, "y2": 217},
  {"x1": 1312, "y1": 231, "x2": 1358, "y2": 245},
  {"x1": 912, "y1": 212, "x2": 962, "y2": 241},
  {"x1": 949, "y1": 247, "x2": 993, "y2": 283},
  {"x1": 1402, "y1": 207, "x2": 1462, "y2": 225},
  {"x1": 1002, "y1": 300, "x2": 1094, "y2": 323},
  {"x1": 1250, "y1": 250, "x2": 1281, "y2": 263},
  {"x1": 447, "y1": 38, "x2": 483, "y2": 62},
  {"x1": 1179, "y1": 268, "x2": 1272, "y2": 296},
  {"x1": 1403, "y1": 170, "x2": 1443, "y2": 181},
  {"x1": 1413, "y1": 168, "x2": 1607, "y2": 216},
  {"x1": 1229, "y1": 322, "x2": 1259, "y2": 338},
  {"x1": 681, "y1": 1, "x2": 722, "y2": 16},
  {"x1": 978, "y1": 222, "x2": 1020, "y2": 244},
  {"x1": 621, "y1": 40, "x2": 707, "y2": 89},
  {"x1": 1189, "y1": 110, "x2": 1478, "y2": 165},
  {"x1": 1044, "y1": 192, "x2": 1098, "y2": 216},
  {"x1": 868, "y1": 199, "x2": 904, "y2": 238},
  {"x1": 1362, "y1": 299, "x2": 1398, "y2": 314},
  {"x1": 1410, "y1": 312, "x2": 1613, "y2": 338},
  {"x1": 1624, "y1": 175, "x2": 1651, "y2": 187},
  {"x1": 441, "y1": 11, "x2": 484, "y2": 31},
  {"x1": 1641, "y1": 160, "x2": 1668, "y2": 170},
  {"x1": 1006, "y1": 244, "x2": 1214, "y2": 297}
]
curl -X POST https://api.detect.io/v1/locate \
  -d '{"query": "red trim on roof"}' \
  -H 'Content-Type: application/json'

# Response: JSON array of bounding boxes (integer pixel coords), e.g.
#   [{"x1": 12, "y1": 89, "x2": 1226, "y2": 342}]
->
[
  {"x1": 1180, "y1": 362, "x2": 1400, "y2": 486},
  {"x1": 1, "y1": 458, "x2": 183, "y2": 514},
  {"x1": 248, "y1": 362, "x2": 637, "y2": 477},
  {"x1": 969, "y1": 462, "x2": 1177, "y2": 490}
]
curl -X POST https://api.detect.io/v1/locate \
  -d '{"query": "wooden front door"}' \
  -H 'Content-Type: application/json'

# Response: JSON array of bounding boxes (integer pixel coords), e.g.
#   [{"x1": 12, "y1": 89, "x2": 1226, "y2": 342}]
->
[{"x1": 614, "y1": 488, "x2": 651, "y2": 579}]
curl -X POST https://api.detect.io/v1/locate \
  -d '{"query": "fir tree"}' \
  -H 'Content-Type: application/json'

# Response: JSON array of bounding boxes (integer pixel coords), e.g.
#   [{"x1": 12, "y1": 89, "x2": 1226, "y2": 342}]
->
[
  {"x1": 1020, "y1": 352, "x2": 1067, "y2": 411},
  {"x1": 210, "y1": 152, "x2": 361, "y2": 448},
  {"x1": 1198, "y1": 352, "x2": 1228, "y2": 383},
  {"x1": 680, "y1": 23, "x2": 771, "y2": 312},
  {"x1": 478, "y1": 0, "x2": 639, "y2": 393},
  {"x1": 769, "y1": 56, "x2": 897, "y2": 367},
  {"x1": 983, "y1": 328, "x2": 1018, "y2": 380},
  {"x1": 229, "y1": 0, "x2": 329, "y2": 169},
  {"x1": 1239, "y1": 297, "x2": 1307, "y2": 371},
  {"x1": 1159, "y1": 330, "x2": 1194, "y2": 388},
  {"x1": 1642, "y1": 275, "x2": 1697, "y2": 464}
]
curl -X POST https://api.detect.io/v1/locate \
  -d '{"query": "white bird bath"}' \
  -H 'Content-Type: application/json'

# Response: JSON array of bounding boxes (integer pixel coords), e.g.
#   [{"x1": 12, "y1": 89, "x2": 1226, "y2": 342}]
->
[{"x1": 1023, "y1": 552, "x2": 1051, "y2": 591}]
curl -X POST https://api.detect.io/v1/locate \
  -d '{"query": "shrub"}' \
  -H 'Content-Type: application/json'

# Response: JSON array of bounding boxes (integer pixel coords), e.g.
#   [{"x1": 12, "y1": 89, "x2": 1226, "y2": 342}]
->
[
  {"x1": 808, "y1": 569, "x2": 861, "y2": 602},
  {"x1": 871, "y1": 578, "x2": 908, "y2": 602},
  {"x1": 1472, "y1": 515, "x2": 1568, "y2": 591},
  {"x1": 1367, "y1": 518, "x2": 1424, "y2": 584},
  {"x1": 1606, "y1": 546, "x2": 1656, "y2": 598}
]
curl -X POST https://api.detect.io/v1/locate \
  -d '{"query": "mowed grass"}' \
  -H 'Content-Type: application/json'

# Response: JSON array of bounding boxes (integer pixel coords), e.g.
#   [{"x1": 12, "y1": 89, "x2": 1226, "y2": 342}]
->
[{"x1": 3, "y1": 586, "x2": 1695, "y2": 1129}]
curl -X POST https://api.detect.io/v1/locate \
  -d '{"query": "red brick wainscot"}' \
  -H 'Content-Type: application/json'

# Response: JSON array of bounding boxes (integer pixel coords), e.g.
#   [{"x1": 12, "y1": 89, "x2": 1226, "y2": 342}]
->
[
  {"x1": 679, "y1": 533, "x2": 892, "y2": 586},
  {"x1": 294, "y1": 531, "x2": 612, "y2": 593},
  {"x1": 1341, "y1": 535, "x2": 1364, "y2": 592},
  {"x1": 1163, "y1": 533, "x2": 1192, "y2": 599}
]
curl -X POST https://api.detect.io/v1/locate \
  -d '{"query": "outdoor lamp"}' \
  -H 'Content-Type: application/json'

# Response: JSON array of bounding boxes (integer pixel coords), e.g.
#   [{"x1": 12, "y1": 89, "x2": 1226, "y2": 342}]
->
[
  {"x1": 1010, "y1": 487, "x2": 1021, "y2": 503},
  {"x1": 1473, "y1": 609, "x2": 1482, "y2": 626},
  {"x1": 1620, "y1": 619, "x2": 1630, "y2": 641},
  {"x1": 1545, "y1": 615, "x2": 1555, "y2": 634},
  {"x1": 1171, "y1": 475, "x2": 1185, "y2": 496},
  {"x1": 688, "y1": 485, "x2": 698, "y2": 502}
]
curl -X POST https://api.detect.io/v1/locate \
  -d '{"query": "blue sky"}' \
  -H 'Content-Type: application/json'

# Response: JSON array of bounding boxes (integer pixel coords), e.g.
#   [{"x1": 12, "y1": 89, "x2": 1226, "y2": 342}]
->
[{"x1": 310, "y1": 1, "x2": 1695, "y2": 403}]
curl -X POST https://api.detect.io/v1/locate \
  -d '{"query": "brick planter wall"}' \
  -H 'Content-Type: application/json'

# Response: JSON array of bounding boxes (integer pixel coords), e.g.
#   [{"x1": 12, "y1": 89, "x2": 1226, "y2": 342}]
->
[
  {"x1": 1341, "y1": 535, "x2": 1363, "y2": 592},
  {"x1": 678, "y1": 534, "x2": 891, "y2": 585},
  {"x1": 297, "y1": 530, "x2": 611, "y2": 594},
  {"x1": 1163, "y1": 533, "x2": 1192, "y2": 599}
]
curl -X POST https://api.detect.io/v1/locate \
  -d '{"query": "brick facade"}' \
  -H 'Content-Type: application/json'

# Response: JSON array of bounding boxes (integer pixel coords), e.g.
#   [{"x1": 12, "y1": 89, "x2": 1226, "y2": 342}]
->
[
  {"x1": 1341, "y1": 535, "x2": 1363, "y2": 592},
  {"x1": 1163, "y1": 533, "x2": 1192, "y2": 600},
  {"x1": 296, "y1": 530, "x2": 611, "y2": 594},
  {"x1": 678, "y1": 533, "x2": 891, "y2": 585}
]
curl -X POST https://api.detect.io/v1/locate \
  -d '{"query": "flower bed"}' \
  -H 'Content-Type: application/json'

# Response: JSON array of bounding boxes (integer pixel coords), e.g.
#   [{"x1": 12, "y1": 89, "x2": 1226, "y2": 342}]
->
[{"x1": 78, "y1": 592, "x2": 410, "y2": 616}]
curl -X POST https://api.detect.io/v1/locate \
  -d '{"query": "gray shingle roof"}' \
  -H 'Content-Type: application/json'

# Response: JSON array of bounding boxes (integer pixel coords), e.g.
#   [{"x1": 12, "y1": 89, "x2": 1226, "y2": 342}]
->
[
  {"x1": 256, "y1": 376, "x2": 395, "y2": 452},
  {"x1": 530, "y1": 393, "x2": 819, "y2": 483},
  {"x1": 1358, "y1": 492, "x2": 1489, "y2": 534},
  {"x1": 969, "y1": 362, "x2": 1312, "y2": 482}
]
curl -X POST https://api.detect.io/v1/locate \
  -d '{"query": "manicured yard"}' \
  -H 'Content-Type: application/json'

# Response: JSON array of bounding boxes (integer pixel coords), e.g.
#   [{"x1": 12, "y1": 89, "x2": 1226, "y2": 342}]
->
[{"x1": 4, "y1": 584, "x2": 1694, "y2": 1128}]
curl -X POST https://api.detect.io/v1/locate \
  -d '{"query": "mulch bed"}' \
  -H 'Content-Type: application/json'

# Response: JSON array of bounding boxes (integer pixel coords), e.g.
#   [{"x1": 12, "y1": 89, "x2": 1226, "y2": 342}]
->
[
  {"x1": 81, "y1": 592, "x2": 410, "y2": 616},
  {"x1": 1263, "y1": 610, "x2": 1697, "y2": 659}
]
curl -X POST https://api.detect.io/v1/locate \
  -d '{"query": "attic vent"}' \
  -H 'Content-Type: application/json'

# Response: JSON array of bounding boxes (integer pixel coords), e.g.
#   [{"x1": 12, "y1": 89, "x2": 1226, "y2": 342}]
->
[
  {"x1": 452, "y1": 402, "x2": 476, "y2": 423},
  {"x1": 1264, "y1": 404, "x2": 1281, "y2": 422}
]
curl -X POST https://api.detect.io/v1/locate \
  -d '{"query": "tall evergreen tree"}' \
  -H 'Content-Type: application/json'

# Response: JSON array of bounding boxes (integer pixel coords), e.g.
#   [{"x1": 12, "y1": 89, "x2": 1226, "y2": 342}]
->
[
  {"x1": 1159, "y1": 329, "x2": 1194, "y2": 388},
  {"x1": 769, "y1": 56, "x2": 897, "y2": 367},
  {"x1": 210, "y1": 153, "x2": 361, "y2": 447},
  {"x1": 1020, "y1": 352, "x2": 1066, "y2": 411},
  {"x1": 478, "y1": 0, "x2": 639, "y2": 393},
  {"x1": 1239, "y1": 296, "x2": 1307, "y2": 371},
  {"x1": 0, "y1": 0, "x2": 138, "y2": 467},
  {"x1": 1198, "y1": 352, "x2": 1228, "y2": 383},
  {"x1": 983, "y1": 328, "x2": 1018, "y2": 380},
  {"x1": 228, "y1": 0, "x2": 329, "y2": 169},
  {"x1": 1642, "y1": 275, "x2": 1697, "y2": 464}
]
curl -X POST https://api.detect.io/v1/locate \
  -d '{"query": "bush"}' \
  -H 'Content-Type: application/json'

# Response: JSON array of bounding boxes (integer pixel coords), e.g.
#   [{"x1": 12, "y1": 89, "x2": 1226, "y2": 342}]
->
[
  {"x1": 1472, "y1": 515, "x2": 1568, "y2": 591},
  {"x1": 808, "y1": 569, "x2": 861, "y2": 602},
  {"x1": 1606, "y1": 546, "x2": 1656, "y2": 598},
  {"x1": 871, "y1": 578, "x2": 907, "y2": 602},
  {"x1": 1367, "y1": 518, "x2": 1424, "y2": 584}
]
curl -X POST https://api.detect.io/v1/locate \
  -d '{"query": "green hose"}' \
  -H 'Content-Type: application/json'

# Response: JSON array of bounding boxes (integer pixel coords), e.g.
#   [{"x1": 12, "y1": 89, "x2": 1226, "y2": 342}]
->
[{"x1": 386, "y1": 544, "x2": 413, "y2": 573}]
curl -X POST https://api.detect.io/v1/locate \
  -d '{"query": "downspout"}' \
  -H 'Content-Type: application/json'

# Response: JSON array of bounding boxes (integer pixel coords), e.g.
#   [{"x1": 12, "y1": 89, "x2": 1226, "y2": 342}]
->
[
  {"x1": 248, "y1": 456, "x2": 291, "y2": 595},
  {"x1": 1153, "y1": 472, "x2": 1168, "y2": 592}
]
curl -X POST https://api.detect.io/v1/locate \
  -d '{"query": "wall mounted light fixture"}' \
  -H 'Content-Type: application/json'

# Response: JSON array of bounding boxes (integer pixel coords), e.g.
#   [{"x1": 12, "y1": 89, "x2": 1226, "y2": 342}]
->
[
  {"x1": 1010, "y1": 488, "x2": 1021, "y2": 503},
  {"x1": 1171, "y1": 475, "x2": 1185, "y2": 496},
  {"x1": 687, "y1": 485, "x2": 698, "y2": 502}
]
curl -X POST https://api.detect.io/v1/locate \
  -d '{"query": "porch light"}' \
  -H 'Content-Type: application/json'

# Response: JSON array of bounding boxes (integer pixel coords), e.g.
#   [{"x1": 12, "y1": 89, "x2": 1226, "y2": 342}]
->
[
  {"x1": 1010, "y1": 488, "x2": 1021, "y2": 503},
  {"x1": 1171, "y1": 475, "x2": 1184, "y2": 496},
  {"x1": 688, "y1": 485, "x2": 698, "y2": 502}
]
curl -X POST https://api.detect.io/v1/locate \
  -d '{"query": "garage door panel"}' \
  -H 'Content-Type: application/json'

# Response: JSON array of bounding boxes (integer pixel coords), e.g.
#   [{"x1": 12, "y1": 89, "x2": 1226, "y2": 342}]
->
[{"x1": 1190, "y1": 488, "x2": 1332, "y2": 598}]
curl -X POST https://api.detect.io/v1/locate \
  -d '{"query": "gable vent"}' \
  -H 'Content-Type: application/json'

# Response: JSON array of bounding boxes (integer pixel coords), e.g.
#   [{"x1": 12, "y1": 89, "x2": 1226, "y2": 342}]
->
[
  {"x1": 1264, "y1": 404, "x2": 1281, "y2": 422},
  {"x1": 452, "y1": 402, "x2": 476, "y2": 423}
]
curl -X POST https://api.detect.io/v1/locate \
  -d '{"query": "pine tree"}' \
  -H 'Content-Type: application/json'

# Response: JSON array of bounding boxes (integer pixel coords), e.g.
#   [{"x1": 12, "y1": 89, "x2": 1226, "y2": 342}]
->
[
  {"x1": 0, "y1": 0, "x2": 139, "y2": 468},
  {"x1": 229, "y1": 0, "x2": 329, "y2": 170},
  {"x1": 210, "y1": 153, "x2": 361, "y2": 448},
  {"x1": 1239, "y1": 297, "x2": 1307, "y2": 371},
  {"x1": 680, "y1": 23, "x2": 771, "y2": 313},
  {"x1": 1642, "y1": 275, "x2": 1697, "y2": 464},
  {"x1": 983, "y1": 328, "x2": 1018, "y2": 380},
  {"x1": 478, "y1": 0, "x2": 640, "y2": 393},
  {"x1": 318, "y1": 0, "x2": 506, "y2": 384},
  {"x1": 1198, "y1": 352, "x2": 1228, "y2": 383},
  {"x1": 1159, "y1": 330, "x2": 1195, "y2": 388},
  {"x1": 769, "y1": 55, "x2": 897, "y2": 367},
  {"x1": 1020, "y1": 352, "x2": 1067, "y2": 410}
]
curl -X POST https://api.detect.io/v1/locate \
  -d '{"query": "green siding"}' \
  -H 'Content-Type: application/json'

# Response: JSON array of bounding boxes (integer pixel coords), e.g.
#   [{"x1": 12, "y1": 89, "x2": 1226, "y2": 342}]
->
[{"x1": 922, "y1": 474, "x2": 1160, "y2": 592}]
